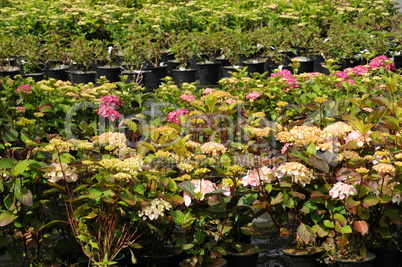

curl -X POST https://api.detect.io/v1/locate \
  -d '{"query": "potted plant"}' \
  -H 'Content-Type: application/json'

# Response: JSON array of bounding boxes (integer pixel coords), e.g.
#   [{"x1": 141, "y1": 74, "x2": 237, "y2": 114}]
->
[
  {"x1": 67, "y1": 37, "x2": 96, "y2": 84},
  {"x1": 169, "y1": 31, "x2": 196, "y2": 86},
  {"x1": 0, "y1": 34, "x2": 20, "y2": 77},
  {"x1": 93, "y1": 39, "x2": 121, "y2": 82},
  {"x1": 41, "y1": 33, "x2": 70, "y2": 81},
  {"x1": 16, "y1": 34, "x2": 44, "y2": 81}
]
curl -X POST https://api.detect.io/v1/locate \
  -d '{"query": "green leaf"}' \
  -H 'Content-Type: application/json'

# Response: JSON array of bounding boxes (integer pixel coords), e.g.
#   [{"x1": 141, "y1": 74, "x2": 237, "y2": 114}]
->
[
  {"x1": 182, "y1": 243, "x2": 194, "y2": 250},
  {"x1": 3, "y1": 129, "x2": 18, "y2": 142},
  {"x1": 220, "y1": 153, "x2": 231, "y2": 168},
  {"x1": 307, "y1": 142, "x2": 316, "y2": 155},
  {"x1": 308, "y1": 157, "x2": 329, "y2": 173},
  {"x1": 4, "y1": 194, "x2": 14, "y2": 210},
  {"x1": 179, "y1": 181, "x2": 196, "y2": 196},
  {"x1": 362, "y1": 195, "x2": 379, "y2": 208},
  {"x1": 324, "y1": 220, "x2": 334, "y2": 228},
  {"x1": 340, "y1": 225, "x2": 352, "y2": 234},
  {"x1": 13, "y1": 159, "x2": 28, "y2": 176},
  {"x1": 334, "y1": 213, "x2": 347, "y2": 227},
  {"x1": 384, "y1": 206, "x2": 402, "y2": 226},
  {"x1": 271, "y1": 192, "x2": 284, "y2": 205},
  {"x1": 77, "y1": 234, "x2": 89, "y2": 243},
  {"x1": 0, "y1": 211, "x2": 16, "y2": 226},
  {"x1": 15, "y1": 188, "x2": 33, "y2": 206},
  {"x1": 0, "y1": 158, "x2": 13, "y2": 169},
  {"x1": 39, "y1": 220, "x2": 62, "y2": 231},
  {"x1": 120, "y1": 190, "x2": 136, "y2": 205}
]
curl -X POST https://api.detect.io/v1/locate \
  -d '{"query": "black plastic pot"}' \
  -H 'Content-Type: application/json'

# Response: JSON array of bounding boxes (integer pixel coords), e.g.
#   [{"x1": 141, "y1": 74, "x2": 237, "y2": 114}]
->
[
  {"x1": 197, "y1": 62, "x2": 220, "y2": 85},
  {"x1": 97, "y1": 65, "x2": 122, "y2": 82},
  {"x1": 23, "y1": 72, "x2": 45, "y2": 82},
  {"x1": 168, "y1": 60, "x2": 191, "y2": 74},
  {"x1": 144, "y1": 65, "x2": 168, "y2": 91},
  {"x1": 394, "y1": 54, "x2": 402, "y2": 70},
  {"x1": 243, "y1": 59, "x2": 266, "y2": 75},
  {"x1": 121, "y1": 70, "x2": 151, "y2": 86},
  {"x1": 313, "y1": 55, "x2": 325, "y2": 72},
  {"x1": 45, "y1": 65, "x2": 70, "y2": 81},
  {"x1": 179, "y1": 257, "x2": 228, "y2": 267},
  {"x1": 225, "y1": 243, "x2": 260, "y2": 267},
  {"x1": 269, "y1": 64, "x2": 293, "y2": 75},
  {"x1": 222, "y1": 66, "x2": 243, "y2": 78},
  {"x1": 70, "y1": 71, "x2": 96, "y2": 84},
  {"x1": 371, "y1": 248, "x2": 401, "y2": 267},
  {"x1": 281, "y1": 244, "x2": 323, "y2": 267},
  {"x1": 172, "y1": 69, "x2": 196, "y2": 87},
  {"x1": 0, "y1": 67, "x2": 20, "y2": 78},
  {"x1": 291, "y1": 56, "x2": 315, "y2": 74},
  {"x1": 135, "y1": 248, "x2": 184, "y2": 267},
  {"x1": 335, "y1": 252, "x2": 376, "y2": 267}
]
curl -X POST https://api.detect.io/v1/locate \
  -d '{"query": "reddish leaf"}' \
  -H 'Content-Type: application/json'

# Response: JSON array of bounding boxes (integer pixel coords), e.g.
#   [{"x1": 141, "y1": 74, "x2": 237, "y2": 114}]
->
[
  {"x1": 289, "y1": 191, "x2": 306, "y2": 200},
  {"x1": 296, "y1": 223, "x2": 315, "y2": 245},
  {"x1": 354, "y1": 221, "x2": 369, "y2": 235},
  {"x1": 311, "y1": 191, "x2": 325, "y2": 198},
  {"x1": 334, "y1": 213, "x2": 347, "y2": 227},
  {"x1": 0, "y1": 211, "x2": 16, "y2": 227},
  {"x1": 280, "y1": 228, "x2": 290, "y2": 238}
]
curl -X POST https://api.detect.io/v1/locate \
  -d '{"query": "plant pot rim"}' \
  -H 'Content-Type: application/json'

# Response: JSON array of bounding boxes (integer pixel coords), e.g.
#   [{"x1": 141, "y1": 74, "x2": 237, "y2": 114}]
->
[
  {"x1": 335, "y1": 252, "x2": 376, "y2": 263},
  {"x1": 0, "y1": 66, "x2": 20, "y2": 72},
  {"x1": 69, "y1": 70, "x2": 96, "y2": 74},
  {"x1": 23, "y1": 72, "x2": 45, "y2": 76},
  {"x1": 97, "y1": 65, "x2": 121, "y2": 69},
  {"x1": 47, "y1": 65, "x2": 70, "y2": 71},
  {"x1": 222, "y1": 65, "x2": 243, "y2": 69},
  {"x1": 145, "y1": 64, "x2": 168, "y2": 69},
  {"x1": 243, "y1": 58, "x2": 266, "y2": 64},
  {"x1": 172, "y1": 68, "x2": 196, "y2": 72},
  {"x1": 281, "y1": 244, "x2": 323, "y2": 256},
  {"x1": 291, "y1": 56, "x2": 315, "y2": 62},
  {"x1": 197, "y1": 61, "x2": 218, "y2": 65},
  {"x1": 226, "y1": 243, "x2": 260, "y2": 256},
  {"x1": 122, "y1": 69, "x2": 151, "y2": 74}
]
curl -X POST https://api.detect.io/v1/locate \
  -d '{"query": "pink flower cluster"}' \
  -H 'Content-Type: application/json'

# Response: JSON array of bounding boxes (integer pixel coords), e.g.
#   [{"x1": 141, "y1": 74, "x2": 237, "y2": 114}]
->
[
  {"x1": 180, "y1": 94, "x2": 195, "y2": 103},
  {"x1": 246, "y1": 91, "x2": 261, "y2": 101},
  {"x1": 345, "y1": 130, "x2": 372, "y2": 147},
  {"x1": 98, "y1": 105, "x2": 122, "y2": 121},
  {"x1": 203, "y1": 88, "x2": 216, "y2": 95},
  {"x1": 369, "y1": 56, "x2": 395, "y2": 72},
  {"x1": 39, "y1": 105, "x2": 52, "y2": 112},
  {"x1": 240, "y1": 166, "x2": 275, "y2": 187},
  {"x1": 99, "y1": 95, "x2": 123, "y2": 107},
  {"x1": 344, "y1": 65, "x2": 369, "y2": 76},
  {"x1": 329, "y1": 182, "x2": 357, "y2": 200},
  {"x1": 270, "y1": 70, "x2": 299, "y2": 90},
  {"x1": 16, "y1": 84, "x2": 32, "y2": 94},
  {"x1": 183, "y1": 179, "x2": 229, "y2": 206},
  {"x1": 97, "y1": 95, "x2": 123, "y2": 122},
  {"x1": 167, "y1": 108, "x2": 189, "y2": 124},
  {"x1": 16, "y1": 106, "x2": 26, "y2": 112}
]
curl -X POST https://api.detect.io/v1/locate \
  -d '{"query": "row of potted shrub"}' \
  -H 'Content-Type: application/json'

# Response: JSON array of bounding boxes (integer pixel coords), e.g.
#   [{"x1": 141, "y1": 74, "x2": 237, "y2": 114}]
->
[{"x1": 0, "y1": 54, "x2": 401, "y2": 266}]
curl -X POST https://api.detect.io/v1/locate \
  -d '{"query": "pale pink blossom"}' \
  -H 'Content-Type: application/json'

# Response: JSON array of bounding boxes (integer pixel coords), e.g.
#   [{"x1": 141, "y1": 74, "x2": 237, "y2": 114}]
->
[
  {"x1": 16, "y1": 106, "x2": 26, "y2": 112},
  {"x1": 345, "y1": 130, "x2": 372, "y2": 147},
  {"x1": 183, "y1": 179, "x2": 219, "y2": 206},
  {"x1": 344, "y1": 65, "x2": 369, "y2": 76},
  {"x1": 363, "y1": 107, "x2": 374, "y2": 112},
  {"x1": 226, "y1": 99, "x2": 236, "y2": 104},
  {"x1": 246, "y1": 91, "x2": 261, "y2": 100},
  {"x1": 166, "y1": 108, "x2": 189, "y2": 124},
  {"x1": 203, "y1": 88, "x2": 216, "y2": 95},
  {"x1": 240, "y1": 166, "x2": 275, "y2": 187},
  {"x1": 180, "y1": 94, "x2": 196, "y2": 103},
  {"x1": 329, "y1": 182, "x2": 357, "y2": 200},
  {"x1": 336, "y1": 167, "x2": 361, "y2": 184}
]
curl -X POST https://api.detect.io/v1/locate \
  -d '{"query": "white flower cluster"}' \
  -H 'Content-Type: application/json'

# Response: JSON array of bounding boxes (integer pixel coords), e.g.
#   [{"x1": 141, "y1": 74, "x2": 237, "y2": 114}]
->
[
  {"x1": 138, "y1": 198, "x2": 172, "y2": 221},
  {"x1": 275, "y1": 162, "x2": 315, "y2": 186},
  {"x1": 44, "y1": 162, "x2": 78, "y2": 183},
  {"x1": 200, "y1": 142, "x2": 227, "y2": 157},
  {"x1": 329, "y1": 182, "x2": 357, "y2": 200}
]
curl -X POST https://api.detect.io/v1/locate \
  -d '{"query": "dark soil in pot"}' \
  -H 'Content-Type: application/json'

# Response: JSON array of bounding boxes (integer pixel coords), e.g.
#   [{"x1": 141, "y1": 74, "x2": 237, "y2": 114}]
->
[{"x1": 281, "y1": 244, "x2": 323, "y2": 267}]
